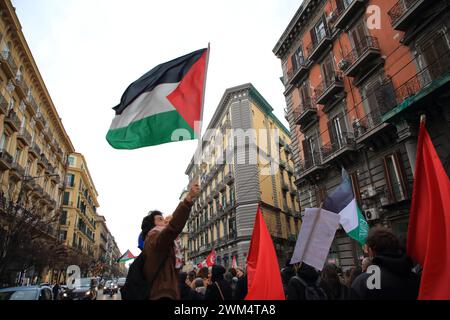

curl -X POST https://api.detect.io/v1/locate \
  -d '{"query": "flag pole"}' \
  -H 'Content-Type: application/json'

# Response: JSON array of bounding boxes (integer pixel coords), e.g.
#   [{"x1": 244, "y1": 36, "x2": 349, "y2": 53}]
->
[
  {"x1": 198, "y1": 43, "x2": 211, "y2": 139},
  {"x1": 420, "y1": 114, "x2": 426, "y2": 125}
]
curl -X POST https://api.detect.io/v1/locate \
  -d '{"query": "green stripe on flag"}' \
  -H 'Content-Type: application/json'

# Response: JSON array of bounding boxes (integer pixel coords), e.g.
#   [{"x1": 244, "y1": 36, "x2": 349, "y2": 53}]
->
[
  {"x1": 106, "y1": 110, "x2": 196, "y2": 150},
  {"x1": 347, "y1": 206, "x2": 369, "y2": 246}
]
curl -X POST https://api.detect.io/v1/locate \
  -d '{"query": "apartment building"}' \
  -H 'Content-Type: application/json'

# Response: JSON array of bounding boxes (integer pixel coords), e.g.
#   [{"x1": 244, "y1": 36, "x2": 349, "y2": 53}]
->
[{"x1": 274, "y1": 0, "x2": 450, "y2": 269}]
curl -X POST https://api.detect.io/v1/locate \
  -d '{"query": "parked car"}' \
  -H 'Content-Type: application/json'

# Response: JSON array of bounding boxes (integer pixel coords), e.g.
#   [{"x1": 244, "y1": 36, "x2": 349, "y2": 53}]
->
[
  {"x1": 61, "y1": 278, "x2": 98, "y2": 300},
  {"x1": 0, "y1": 286, "x2": 53, "y2": 300},
  {"x1": 103, "y1": 280, "x2": 118, "y2": 295}
]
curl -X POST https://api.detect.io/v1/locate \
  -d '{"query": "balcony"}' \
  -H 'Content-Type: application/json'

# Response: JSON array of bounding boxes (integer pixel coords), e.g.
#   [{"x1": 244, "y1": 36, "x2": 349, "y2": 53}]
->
[
  {"x1": 293, "y1": 98, "x2": 318, "y2": 128},
  {"x1": 5, "y1": 111, "x2": 21, "y2": 132},
  {"x1": 287, "y1": 58, "x2": 311, "y2": 86},
  {"x1": 29, "y1": 144, "x2": 41, "y2": 158},
  {"x1": 0, "y1": 149, "x2": 14, "y2": 170},
  {"x1": 340, "y1": 36, "x2": 382, "y2": 78},
  {"x1": 10, "y1": 161, "x2": 25, "y2": 181},
  {"x1": 388, "y1": 0, "x2": 429, "y2": 31},
  {"x1": 218, "y1": 182, "x2": 226, "y2": 193},
  {"x1": 307, "y1": 29, "x2": 332, "y2": 62},
  {"x1": 297, "y1": 152, "x2": 325, "y2": 181},
  {"x1": 320, "y1": 132, "x2": 356, "y2": 163},
  {"x1": 286, "y1": 163, "x2": 294, "y2": 175},
  {"x1": 281, "y1": 181, "x2": 289, "y2": 192},
  {"x1": 27, "y1": 95, "x2": 38, "y2": 116},
  {"x1": 332, "y1": 0, "x2": 368, "y2": 30},
  {"x1": 14, "y1": 77, "x2": 29, "y2": 99},
  {"x1": 314, "y1": 72, "x2": 345, "y2": 106},
  {"x1": 43, "y1": 127, "x2": 52, "y2": 142},
  {"x1": 0, "y1": 93, "x2": 9, "y2": 115},
  {"x1": 35, "y1": 112, "x2": 47, "y2": 130},
  {"x1": 33, "y1": 184, "x2": 44, "y2": 196},
  {"x1": 353, "y1": 108, "x2": 392, "y2": 145},
  {"x1": 18, "y1": 127, "x2": 33, "y2": 146},
  {"x1": 224, "y1": 172, "x2": 234, "y2": 185},
  {"x1": 0, "y1": 51, "x2": 18, "y2": 78}
]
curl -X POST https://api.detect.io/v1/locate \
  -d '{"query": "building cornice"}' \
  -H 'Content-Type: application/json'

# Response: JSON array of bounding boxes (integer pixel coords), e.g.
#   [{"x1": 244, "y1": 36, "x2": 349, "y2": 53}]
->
[{"x1": 0, "y1": 0, "x2": 75, "y2": 153}]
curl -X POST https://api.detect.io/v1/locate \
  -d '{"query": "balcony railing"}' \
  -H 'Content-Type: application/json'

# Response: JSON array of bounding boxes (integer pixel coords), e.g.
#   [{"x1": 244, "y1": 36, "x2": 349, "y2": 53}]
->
[
  {"x1": 27, "y1": 95, "x2": 39, "y2": 115},
  {"x1": 320, "y1": 132, "x2": 356, "y2": 161},
  {"x1": 293, "y1": 97, "x2": 317, "y2": 127},
  {"x1": 380, "y1": 180, "x2": 413, "y2": 207},
  {"x1": 1, "y1": 51, "x2": 18, "y2": 77},
  {"x1": 383, "y1": 46, "x2": 450, "y2": 117},
  {"x1": 224, "y1": 172, "x2": 234, "y2": 185},
  {"x1": 287, "y1": 57, "x2": 310, "y2": 85},
  {"x1": 387, "y1": 0, "x2": 427, "y2": 31},
  {"x1": 314, "y1": 72, "x2": 344, "y2": 105},
  {"x1": 281, "y1": 181, "x2": 289, "y2": 192},
  {"x1": 18, "y1": 127, "x2": 33, "y2": 146},
  {"x1": 307, "y1": 28, "x2": 332, "y2": 61},
  {"x1": 340, "y1": 36, "x2": 381, "y2": 77},
  {"x1": 332, "y1": 0, "x2": 368, "y2": 30},
  {"x1": 299, "y1": 151, "x2": 323, "y2": 173}
]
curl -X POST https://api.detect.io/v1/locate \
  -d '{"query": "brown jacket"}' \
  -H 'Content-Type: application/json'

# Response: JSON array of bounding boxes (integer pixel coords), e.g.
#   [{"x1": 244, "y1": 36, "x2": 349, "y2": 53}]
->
[{"x1": 142, "y1": 199, "x2": 193, "y2": 300}]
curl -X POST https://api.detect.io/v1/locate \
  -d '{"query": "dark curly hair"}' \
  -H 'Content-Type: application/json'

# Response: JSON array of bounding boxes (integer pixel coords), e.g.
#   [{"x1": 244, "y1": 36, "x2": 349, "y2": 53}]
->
[
  {"x1": 140, "y1": 210, "x2": 163, "y2": 240},
  {"x1": 366, "y1": 226, "x2": 401, "y2": 255}
]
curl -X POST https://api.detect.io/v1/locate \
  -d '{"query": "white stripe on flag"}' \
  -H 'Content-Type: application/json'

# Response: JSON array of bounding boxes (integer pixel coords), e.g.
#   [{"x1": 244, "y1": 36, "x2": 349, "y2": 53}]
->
[
  {"x1": 110, "y1": 82, "x2": 179, "y2": 130},
  {"x1": 339, "y1": 198, "x2": 359, "y2": 233}
]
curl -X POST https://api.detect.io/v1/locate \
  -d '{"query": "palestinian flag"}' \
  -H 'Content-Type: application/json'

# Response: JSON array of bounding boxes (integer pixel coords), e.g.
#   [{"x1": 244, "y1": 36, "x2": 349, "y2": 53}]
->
[
  {"x1": 118, "y1": 250, "x2": 136, "y2": 263},
  {"x1": 106, "y1": 48, "x2": 209, "y2": 150},
  {"x1": 322, "y1": 168, "x2": 369, "y2": 245}
]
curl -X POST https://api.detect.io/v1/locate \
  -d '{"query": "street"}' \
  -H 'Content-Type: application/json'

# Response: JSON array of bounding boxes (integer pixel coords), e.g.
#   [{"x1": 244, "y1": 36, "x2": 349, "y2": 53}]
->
[{"x1": 97, "y1": 289, "x2": 122, "y2": 301}]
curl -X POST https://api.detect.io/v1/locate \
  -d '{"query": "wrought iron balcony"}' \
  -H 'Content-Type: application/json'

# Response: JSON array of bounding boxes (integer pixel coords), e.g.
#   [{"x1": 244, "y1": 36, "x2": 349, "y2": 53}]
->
[
  {"x1": 0, "y1": 51, "x2": 18, "y2": 77},
  {"x1": 293, "y1": 98, "x2": 318, "y2": 127},
  {"x1": 10, "y1": 161, "x2": 25, "y2": 180},
  {"x1": 332, "y1": 0, "x2": 368, "y2": 30},
  {"x1": 287, "y1": 57, "x2": 310, "y2": 86},
  {"x1": 340, "y1": 36, "x2": 382, "y2": 77},
  {"x1": 297, "y1": 151, "x2": 325, "y2": 180},
  {"x1": 353, "y1": 107, "x2": 391, "y2": 144},
  {"x1": 281, "y1": 181, "x2": 289, "y2": 192},
  {"x1": 218, "y1": 182, "x2": 226, "y2": 192},
  {"x1": 314, "y1": 72, "x2": 345, "y2": 105},
  {"x1": 388, "y1": 0, "x2": 429, "y2": 31},
  {"x1": 380, "y1": 180, "x2": 413, "y2": 208},
  {"x1": 320, "y1": 132, "x2": 356, "y2": 163},
  {"x1": 306, "y1": 28, "x2": 332, "y2": 61},
  {"x1": 0, "y1": 93, "x2": 9, "y2": 115},
  {"x1": 0, "y1": 149, "x2": 14, "y2": 170},
  {"x1": 286, "y1": 164, "x2": 294, "y2": 175},
  {"x1": 29, "y1": 144, "x2": 41, "y2": 158},
  {"x1": 18, "y1": 126, "x2": 33, "y2": 146},
  {"x1": 27, "y1": 95, "x2": 39, "y2": 115}
]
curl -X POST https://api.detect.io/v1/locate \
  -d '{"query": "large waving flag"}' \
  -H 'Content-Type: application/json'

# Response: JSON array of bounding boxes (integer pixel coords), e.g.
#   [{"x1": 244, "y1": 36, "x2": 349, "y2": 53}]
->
[
  {"x1": 118, "y1": 250, "x2": 136, "y2": 263},
  {"x1": 106, "y1": 48, "x2": 209, "y2": 150},
  {"x1": 246, "y1": 206, "x2": 285, "y2": 300},
  {"x1": 407, "y1": 120, "x2": 450, "y2": 300},
  {"x1": 322, "y1": 168, "x2": 368, "y2": 245}
]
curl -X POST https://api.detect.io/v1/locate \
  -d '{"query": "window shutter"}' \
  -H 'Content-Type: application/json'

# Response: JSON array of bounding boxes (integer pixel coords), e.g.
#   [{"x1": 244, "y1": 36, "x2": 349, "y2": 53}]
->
[
  {"x1": 327, "y1": 120, "x2": 338, "y2": 148},
  {"x1": 382, "y1": 156, "x2": 394, "y2": 202},
  {"x1": 393, "y1": 150, "x2": 409, "y2": 198},
  {"x1": 302, "y1": 140, "x2": 312, "y2": 166}
]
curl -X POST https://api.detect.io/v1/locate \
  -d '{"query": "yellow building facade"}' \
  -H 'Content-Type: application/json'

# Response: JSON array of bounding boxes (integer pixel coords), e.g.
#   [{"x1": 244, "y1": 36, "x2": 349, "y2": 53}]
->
[
  {"x1": 0, "y1": 0, "x2": 75, "y2": 285},
  {"x1": 186, "y1": 84, "x2": 301, "y2": 268},
  {"x1": 59, "y1": 153, "x2": 99, "y2": 275}
]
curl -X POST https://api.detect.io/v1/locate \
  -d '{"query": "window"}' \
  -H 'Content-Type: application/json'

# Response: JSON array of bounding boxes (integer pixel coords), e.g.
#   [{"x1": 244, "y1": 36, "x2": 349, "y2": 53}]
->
[
  {"x1": 59, "y1": 231, "x2": 67, "y2": 241},
  {"x1": 349, "y1": 19, "x2": 369, "y2": 55},
  {"x1": 321, "y1": 53, "x2": 336, "y2": 84},
  {"x1": 66, "y1": 174, "x2": 75, "y2": 187},
  {"x1": 68, "y1": 156, "x2": 76, "y2": 167},
  {"x1": 310, "y1": 15, "x2": 328, "y2": 45},
  {"x1": 362, "y1": 75, "x2": 397, "y2": 115},
  {"x1": 291, "y1": 46, "x2": 305, "y2": 71},
  {"x1": 383, "y1": 152, "x2": 409, "y2": 203},
  {"x1": 327, "y1": 112, "x2": 347, "y2": 149},
  {"x1": 417, "y1": 29, "x2": 450, "y2": 81},
  {"x1": 315, "y1": 186, "x2": 327, "y2": 207},
  {"x1": 60, "y1": 211, "x2": 67, "y2": 225},
  {"x1": 63, "y1": 192, "x2": 71, "y2": 206}
]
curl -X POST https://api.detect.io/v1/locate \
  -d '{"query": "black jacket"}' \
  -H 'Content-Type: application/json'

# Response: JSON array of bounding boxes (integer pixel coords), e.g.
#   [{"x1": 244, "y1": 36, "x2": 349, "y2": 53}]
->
[
  {"x1": 179, "y1": 283, "x2": 202, "y2": 300},
  {"x1": 351, "y1": 253, "x2": 420, "y2": 300},
  {"x1": 287, "y1": 264, "x2": 326, "y2": 300},
  {"x1": 204, "y1": 265, "x2": 232, "y2": 301},
  {"x1": 234, "y1": 275, "x2": 247, "y2": 300}
]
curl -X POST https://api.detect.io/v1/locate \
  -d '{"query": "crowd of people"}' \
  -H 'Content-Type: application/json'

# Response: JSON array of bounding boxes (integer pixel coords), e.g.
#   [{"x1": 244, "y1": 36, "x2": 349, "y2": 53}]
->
[{"x1": 125, "y1": 183, "x2": 422, "y2": 301}]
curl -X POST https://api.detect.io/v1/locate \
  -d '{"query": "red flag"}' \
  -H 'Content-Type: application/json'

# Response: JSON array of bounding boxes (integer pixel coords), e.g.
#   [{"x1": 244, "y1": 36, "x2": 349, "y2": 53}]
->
[
  {"x1": 407, "y1": 121, "x2": 450, "y2": 300},
  {"x1": 245, "y1": 206, "x2": 285, "y2": 300},
  {"x1": 206, "y1": 249, "x2": 216, "y2": 267}
]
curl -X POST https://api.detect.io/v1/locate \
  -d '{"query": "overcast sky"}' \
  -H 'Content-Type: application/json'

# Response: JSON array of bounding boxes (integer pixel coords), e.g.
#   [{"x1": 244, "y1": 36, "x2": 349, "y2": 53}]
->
[{"x1": 12, "y1": 0, "x2": 300, "y2": 256}]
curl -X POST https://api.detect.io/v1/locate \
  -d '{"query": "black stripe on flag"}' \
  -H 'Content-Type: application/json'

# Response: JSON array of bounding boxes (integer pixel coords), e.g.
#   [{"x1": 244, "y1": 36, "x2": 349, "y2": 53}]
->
[{"x1": 113, "y1": 48, "x2": 207, "y2": 115}]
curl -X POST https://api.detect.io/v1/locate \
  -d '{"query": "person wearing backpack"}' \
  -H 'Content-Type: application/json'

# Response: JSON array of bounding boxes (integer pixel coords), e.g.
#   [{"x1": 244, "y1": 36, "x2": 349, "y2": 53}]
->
[
  {"x1": 121, "y1": 183, "x2": 199, "y2": 300},
  {"x1": 287, "y1": 263, "x2": 327, "y2": 300}
]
